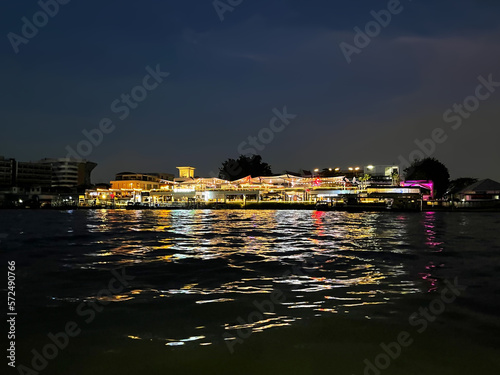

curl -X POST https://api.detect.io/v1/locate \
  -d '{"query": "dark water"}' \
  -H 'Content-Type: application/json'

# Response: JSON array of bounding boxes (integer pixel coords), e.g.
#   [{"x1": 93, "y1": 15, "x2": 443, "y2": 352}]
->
[{"x1": 1, "y1": 209, "x2": 499, "y2": 374}]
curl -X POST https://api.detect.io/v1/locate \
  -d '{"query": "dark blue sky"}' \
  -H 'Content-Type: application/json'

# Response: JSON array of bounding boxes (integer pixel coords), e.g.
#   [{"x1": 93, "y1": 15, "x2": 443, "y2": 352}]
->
[{"x1": 1, "y1": 0, "x2": 500, "y2": 182}]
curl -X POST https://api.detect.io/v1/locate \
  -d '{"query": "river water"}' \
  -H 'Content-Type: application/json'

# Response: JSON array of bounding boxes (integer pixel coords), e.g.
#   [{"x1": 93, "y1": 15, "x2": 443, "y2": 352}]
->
[{"x1": 1, "y1": 209, "x2": 499, "y2": 374}]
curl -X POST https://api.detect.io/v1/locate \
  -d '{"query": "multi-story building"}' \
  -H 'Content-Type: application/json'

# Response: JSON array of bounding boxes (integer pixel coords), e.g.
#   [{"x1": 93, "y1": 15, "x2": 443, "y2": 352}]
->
[
  {"x1": 84, "y1": 172, "x2": 175, "y2": 206},
  {"x1": 0, "y1": 157, "x2": 97, "y2": 189},
  {"x1": 0, "y1": 157, "x2": 53, "y2": 188},
  {"x1": 0, "y1": 157, "x2": 14, "y2": 187},
  {"x1": 15, "y1": 161, "x2": 52, "y2": 188},
  {"x1": 39, "y1": 158, "x2": 97, "y2": 187},
  {"x1": 143, "y1": 172, "x2": 175, "y2": 181},
  {"x1": 112, "y1": 172, "x2": 163, "y2": 190}
]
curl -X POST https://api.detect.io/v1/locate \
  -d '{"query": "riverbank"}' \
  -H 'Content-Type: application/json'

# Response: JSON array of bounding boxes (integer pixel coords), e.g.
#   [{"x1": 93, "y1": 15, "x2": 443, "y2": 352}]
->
[{"x1": 1, "y1": 202, "x2": 500, "y2": 212}]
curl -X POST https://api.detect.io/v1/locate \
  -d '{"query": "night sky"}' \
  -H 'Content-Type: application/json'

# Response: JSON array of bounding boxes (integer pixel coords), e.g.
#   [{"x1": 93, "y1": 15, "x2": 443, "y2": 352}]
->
[{"x1": 1, "y1": 0, "x2": 499, "y2": 183}]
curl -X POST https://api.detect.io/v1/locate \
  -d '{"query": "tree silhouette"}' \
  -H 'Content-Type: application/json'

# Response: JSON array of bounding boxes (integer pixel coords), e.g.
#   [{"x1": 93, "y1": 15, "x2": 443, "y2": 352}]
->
[
  {"x1": 219, "y1": 155, "x2": 273, "y2": 181},
  {"x1": 404, "y1": 157, "x2": 450, "y2": 198}
]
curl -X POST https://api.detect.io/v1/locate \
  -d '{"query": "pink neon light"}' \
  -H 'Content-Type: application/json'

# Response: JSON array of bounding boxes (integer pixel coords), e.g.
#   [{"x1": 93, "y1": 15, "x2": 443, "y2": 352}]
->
[{"x1": 401, "y1": 180, "x2": 434, "y2": 198}]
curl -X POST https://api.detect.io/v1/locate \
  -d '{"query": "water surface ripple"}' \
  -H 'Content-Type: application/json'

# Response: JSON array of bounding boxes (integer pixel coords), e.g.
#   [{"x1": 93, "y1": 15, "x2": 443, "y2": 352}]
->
[{"x1": 1, "y1": 209, "x2": 499, "y2": 347}]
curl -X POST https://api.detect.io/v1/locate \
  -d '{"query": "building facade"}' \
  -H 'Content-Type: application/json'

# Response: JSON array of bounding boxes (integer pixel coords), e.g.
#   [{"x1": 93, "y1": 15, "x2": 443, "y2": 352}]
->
[
  {"x1": 39, "y1": 158, "x2": 97, "y2": 187},
  {"x1": 0, "y1": 156, "x2": 97, "y2": 207},
  {"x1": 82, "y1": 167, "x2": 420, "y2": 208},
  {"x1": 0, "y1": 157, "x2": 53, "y2": 188},
  {"x1": 15, "y1": 161, "x2": 52, "y2": 188},
  {"x1": 175, "y1": 166, "x2": 196, "y2": 182},
  {"x1": 0, "y1": 157, "x2": 14, "y2": 187}
]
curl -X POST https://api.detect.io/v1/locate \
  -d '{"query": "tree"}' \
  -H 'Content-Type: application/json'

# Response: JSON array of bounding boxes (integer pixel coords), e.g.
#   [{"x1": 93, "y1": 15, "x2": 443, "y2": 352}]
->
[
  {"x1": 391, "y1": 171, "x2": 400, "y2": 186},
  {"x1": 360, "y1": 174, "x2": 371, "y2": 189},
  {"x1": 219, "y1": 154, "x2": 273, "y2": 181},
  {"x1": 404, "y1": 157, "x2": 450, "y2": 198}
]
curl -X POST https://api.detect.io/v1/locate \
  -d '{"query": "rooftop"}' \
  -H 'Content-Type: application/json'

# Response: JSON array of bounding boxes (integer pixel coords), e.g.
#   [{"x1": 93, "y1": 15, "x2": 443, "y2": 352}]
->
[{"x1": 460, "y1": 179, "x2": 500, "y2": 194}]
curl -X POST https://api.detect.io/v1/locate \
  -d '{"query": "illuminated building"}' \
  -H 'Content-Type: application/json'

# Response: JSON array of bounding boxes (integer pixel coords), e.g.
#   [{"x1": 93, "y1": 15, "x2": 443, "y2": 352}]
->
[
  {"x1": 175, "y1": 166, "x2": 196, "y2": 181},
  {"x1": 79, "y1": 164, "x2": 427, "y2": 209}
]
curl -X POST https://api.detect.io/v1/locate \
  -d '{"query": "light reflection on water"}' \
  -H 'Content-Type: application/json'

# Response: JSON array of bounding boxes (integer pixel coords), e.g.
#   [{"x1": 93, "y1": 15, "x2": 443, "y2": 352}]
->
[
  {"x1": 81, "y1": 209, "x2": 421, "y2": 344},
  {"x1": 4, "y1": 209, "x2": 500, "y2": 348}
]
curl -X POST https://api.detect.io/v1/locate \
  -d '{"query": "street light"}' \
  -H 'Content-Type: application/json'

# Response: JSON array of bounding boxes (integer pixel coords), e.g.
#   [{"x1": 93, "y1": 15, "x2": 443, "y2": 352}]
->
[
  {"x1": 314, "y1": 168, "x2": 319, "y2": 172},
  {"x1": 348, "y1": 167, "x2": 353, "y2": 171},
  {"x1": 335, "y1": 168, "x2": 340, "y2": 172},
  {"x1": 355, "y1": 167, "x2": 360, "y2": 171}
]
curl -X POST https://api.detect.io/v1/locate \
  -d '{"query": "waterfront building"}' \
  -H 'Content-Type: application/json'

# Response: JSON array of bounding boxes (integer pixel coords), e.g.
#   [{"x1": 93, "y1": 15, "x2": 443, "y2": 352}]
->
[
  {"x1": 15, "y1": 161, "x2": 52, "y2": 188},
  {"x1": 0, "y1": 156, "x2": 53, "y2": 188},
  {"x1": 457, "y1": 179, "x2": 500, "y2": 208},
  {"x1": 0, "y1": 156, "x2": 97, "y2": 207},
  {"x1": 39, "y1": 158, "x2": 97, "y2": 187},
  {"x1": 112, "y1": 172, "x2": 163, "y2": 190},
  {"x1": 401, "y1": 180, "x2": 434, "y2": 200},
  {"x1": 79, "y1": 164, "x2": 428, "y2": 209},
  {"x1": 0, "y1": 157, "x2": 15, "y2": 187},
  {"x1": 87, "y1": 172, "x2": 177, "y2": 206}
]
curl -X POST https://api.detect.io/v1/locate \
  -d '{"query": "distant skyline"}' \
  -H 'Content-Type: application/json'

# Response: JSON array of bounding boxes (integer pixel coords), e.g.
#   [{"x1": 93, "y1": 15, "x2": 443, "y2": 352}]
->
[{"x1": 2, "y1": 0, "x2": 500, "y2": 183}]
